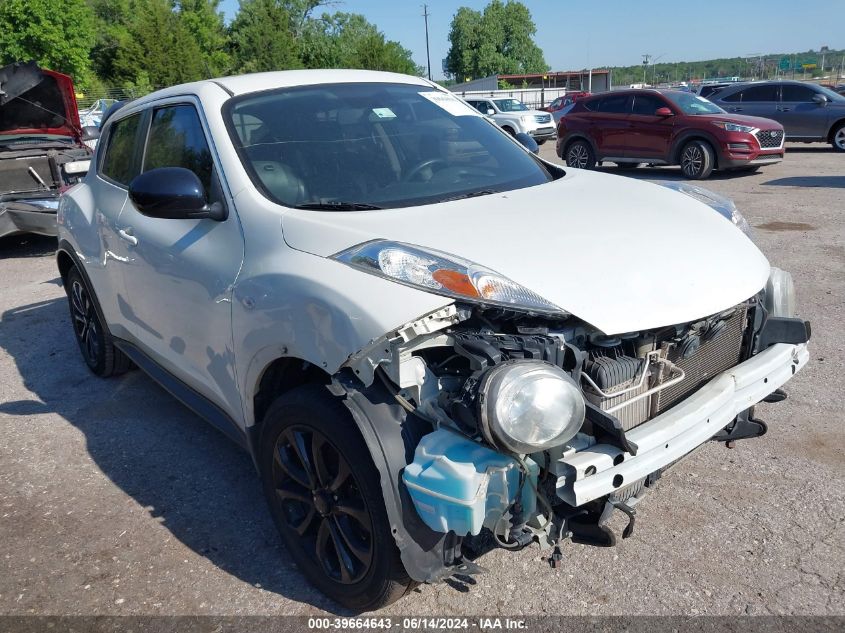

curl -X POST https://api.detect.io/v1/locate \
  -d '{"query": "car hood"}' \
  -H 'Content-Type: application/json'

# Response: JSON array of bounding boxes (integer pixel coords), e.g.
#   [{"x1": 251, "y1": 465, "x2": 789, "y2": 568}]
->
[
  {"x1": 281, "y1": 168, "x2": 770, "y2": 334},
  {"x1": 0, "y1": 61, "x2": 82, "y2": 138},
  {"x1": 693, "y1": 113, "x2": 784, "y2": 129}
]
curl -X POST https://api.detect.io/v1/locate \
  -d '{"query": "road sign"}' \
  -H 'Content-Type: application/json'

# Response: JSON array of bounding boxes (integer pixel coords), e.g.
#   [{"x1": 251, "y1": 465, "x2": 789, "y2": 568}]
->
[
  {"x1": 802, "y1": 63, "x2": 817, "y2": 70},
  {"x1": 779, "y1": 57, "x2": 790, "y2": 71}
]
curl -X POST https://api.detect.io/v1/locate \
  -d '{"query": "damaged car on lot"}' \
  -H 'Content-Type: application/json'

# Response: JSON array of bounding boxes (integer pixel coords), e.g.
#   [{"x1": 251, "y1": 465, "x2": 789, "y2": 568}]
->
[
  {"x1": 56, "y1": 70, "x2": 810, "y2": 611},
  {"x1": 0, "y1": 61, "x2": 94, "y2": 239}
]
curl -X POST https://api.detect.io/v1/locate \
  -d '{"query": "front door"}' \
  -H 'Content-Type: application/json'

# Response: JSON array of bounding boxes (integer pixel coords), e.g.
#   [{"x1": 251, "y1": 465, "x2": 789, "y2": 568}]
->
[
  {"x1": 115, "y1": 100, "x2": 245, "y2": 420},
  {"x1": 778, "y1": 83, "x2": 828, "y2": 139},
  {"x1": 626, "y1": 93, "x2": 675, "y2": 160}
]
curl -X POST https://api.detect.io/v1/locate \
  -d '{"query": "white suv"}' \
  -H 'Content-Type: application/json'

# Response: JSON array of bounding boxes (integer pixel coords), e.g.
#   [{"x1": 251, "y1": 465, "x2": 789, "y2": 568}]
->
[
  {"x1": 465, "y1": 97, "x2": 556, "y2": 144},
  {"x1": 57, "y1": 70, "x2": 810, "y2": 610}
]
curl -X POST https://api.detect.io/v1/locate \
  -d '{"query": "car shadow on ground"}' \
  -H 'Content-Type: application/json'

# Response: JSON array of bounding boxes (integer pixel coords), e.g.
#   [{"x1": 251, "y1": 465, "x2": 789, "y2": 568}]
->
[
  {"x1": 0, "y1": 289, "x2": 350, "y2": 613},
  {"x1": 762, "y1": 176, "x2": 845, "y2": 188},
  {"x1": 0, "y1": 234, "x2": 56, "y2": 259},
  {"x1": 595, "y1": 165, "x2": 754, "y2": 181}
]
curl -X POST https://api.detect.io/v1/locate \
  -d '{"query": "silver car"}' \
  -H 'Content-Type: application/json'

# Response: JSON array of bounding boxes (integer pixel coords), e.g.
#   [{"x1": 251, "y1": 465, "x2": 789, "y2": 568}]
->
[
  {"x1": 57, "y1": 70, "x2": 810, "y2": 610},
  {"x1": 708, "y1": 80, "x2": 845, "y2": 151}
]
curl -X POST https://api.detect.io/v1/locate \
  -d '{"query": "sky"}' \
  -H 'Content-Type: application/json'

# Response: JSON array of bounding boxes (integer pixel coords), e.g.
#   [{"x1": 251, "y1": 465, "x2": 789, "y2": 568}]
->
[{"x1": 218, "y1": 0, "x2": 843, "y2": 79}]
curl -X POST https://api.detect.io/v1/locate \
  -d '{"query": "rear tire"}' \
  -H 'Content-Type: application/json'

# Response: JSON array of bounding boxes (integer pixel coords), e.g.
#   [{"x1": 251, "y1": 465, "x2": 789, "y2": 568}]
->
[
  {"x1": 65, "y1": 267, "x2": 132, "y2": 377},
  {"x1": 565, "y1": 139, "x2": 596, "y2": 169},
  {"x1": 679, "y1": 140, "x2": 715, "y2": 179},
  {"x1": 831, "y1": 122, "x2": 845, "y2": 152},
  {"x1": 259, "y1": 384, "x2": 415, "y2": 611}
]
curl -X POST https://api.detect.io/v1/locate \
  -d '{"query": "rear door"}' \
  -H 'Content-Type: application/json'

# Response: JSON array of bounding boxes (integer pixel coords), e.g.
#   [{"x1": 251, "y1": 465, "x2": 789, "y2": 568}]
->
[
  {"x1": 626, "y1": 93, "x2": 675, "y2": 159},
  {"x1": 719, "y1": 84, "x2": 780, "y2": 121},
  {"x1": 115, "y1": 98, "x2": 245, "y2": 419},
  {"x1": 586, "y1": 93, "x2": 632, "y2": 157},
  {"x1": 778, "y1": 83, "x2": 828, "y2": 139}
]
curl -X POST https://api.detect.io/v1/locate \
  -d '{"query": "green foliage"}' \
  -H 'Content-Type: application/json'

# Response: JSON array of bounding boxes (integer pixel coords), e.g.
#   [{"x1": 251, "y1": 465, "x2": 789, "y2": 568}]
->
[
  {"x1": 229, "y1": 0, "x2": 302, "y2": 73},
  {"x1": 446, "y1": 1, "x2": 548, "y2": 81},
  {"x1": 0, "y1": 0, "x2": 422, "y2": 94},
  {"x1": 0, "y1": 0, "x2": 96, "y2": 88}
]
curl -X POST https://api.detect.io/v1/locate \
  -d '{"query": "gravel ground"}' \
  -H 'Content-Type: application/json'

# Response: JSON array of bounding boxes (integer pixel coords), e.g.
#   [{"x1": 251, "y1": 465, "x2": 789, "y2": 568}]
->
[{"x1": 0, "y1": 143, "x2": 843, "y2": 617}]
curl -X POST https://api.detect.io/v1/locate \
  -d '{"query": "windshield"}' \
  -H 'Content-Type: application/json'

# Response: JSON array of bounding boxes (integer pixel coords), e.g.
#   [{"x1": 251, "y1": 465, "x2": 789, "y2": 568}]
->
[
  {"x1": 493, "y1": 99, "x2": 529, "y2": 112},
  {"x1": 664, "y1": 92, "x2": 726, "y2": 115},
  {"x1": 224, "y1": 83, "x2": 553, "y2": 209}
]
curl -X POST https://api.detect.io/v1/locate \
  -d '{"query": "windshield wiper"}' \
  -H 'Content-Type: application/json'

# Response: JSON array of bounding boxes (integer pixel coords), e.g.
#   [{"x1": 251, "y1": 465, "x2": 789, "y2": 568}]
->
[
  {"x1": 439, "y1": 189, "x2": 499, "y2": 203},
  {"x1": 294, "y1": 201, "x2": 383, "y2": 211}
]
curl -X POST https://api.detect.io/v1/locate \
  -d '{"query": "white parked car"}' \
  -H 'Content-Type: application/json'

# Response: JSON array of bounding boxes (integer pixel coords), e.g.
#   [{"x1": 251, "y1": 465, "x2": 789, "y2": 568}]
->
[
  {"x1": 57, "y1": 70, "x2": 810, "y2": 610},
  {"x1": 464, "y1": 97, "x2": 556, "y2": 144}
]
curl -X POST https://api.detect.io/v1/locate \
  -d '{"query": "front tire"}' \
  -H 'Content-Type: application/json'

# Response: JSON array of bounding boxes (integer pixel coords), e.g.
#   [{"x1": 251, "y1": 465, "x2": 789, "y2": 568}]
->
[
  {"x1": 831, "y1": 122, "x2": 845, "y2": 152},
  {"x1": 259, "y1": 384, "x2": 414, "y2": 610},
  {"x1": 679, "y1": 139, "x2": 715, "y2": 179},
  {"x1": 65, "y1": 267, "x2": 131, "y2": 377},
  {"x1": 565, "y1": 139, "x2": 596, "y2": 169}
]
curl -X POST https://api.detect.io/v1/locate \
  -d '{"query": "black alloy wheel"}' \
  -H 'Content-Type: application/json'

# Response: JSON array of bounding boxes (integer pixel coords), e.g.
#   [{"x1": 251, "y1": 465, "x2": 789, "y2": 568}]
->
[
  {"x1": 271, "y1": 424, "x2": 373, "y2": 585},
  {"x1": 565, "y1": 139, "x2": 596, "y2": 169},
  {"x1": 260, "y1": 384, "x2": 414, "y2": 610},
  {"x1": 64, "y1": 267, "x2": 132, "y2": 377},
  {"x1": 679, "y1": 139, "x2": 715, "y2": 179}
]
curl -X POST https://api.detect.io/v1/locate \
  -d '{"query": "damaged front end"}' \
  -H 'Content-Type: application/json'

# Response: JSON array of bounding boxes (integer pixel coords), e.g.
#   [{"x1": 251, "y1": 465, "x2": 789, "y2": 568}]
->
[
  {"x1": 334, "y1": 271, "x2": 810, "y2": 583},
  {"x1": 0, "y1": 61, "x2": 92, "y2": 238}
]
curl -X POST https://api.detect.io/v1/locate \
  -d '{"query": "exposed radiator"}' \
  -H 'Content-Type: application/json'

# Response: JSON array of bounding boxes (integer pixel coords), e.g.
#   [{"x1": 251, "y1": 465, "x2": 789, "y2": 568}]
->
[{"x1": 582, "y1": 304, "x2": 749, "y2": 431}]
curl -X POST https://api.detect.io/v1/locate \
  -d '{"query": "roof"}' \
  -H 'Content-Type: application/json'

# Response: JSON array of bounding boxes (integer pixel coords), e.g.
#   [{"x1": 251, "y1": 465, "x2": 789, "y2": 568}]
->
[
  {"x1": 128, "y1": 69, "x2": 436, "y2": 108},
  {"x1": 498, "y1": 70, "x2": 610, "y2": 80}
]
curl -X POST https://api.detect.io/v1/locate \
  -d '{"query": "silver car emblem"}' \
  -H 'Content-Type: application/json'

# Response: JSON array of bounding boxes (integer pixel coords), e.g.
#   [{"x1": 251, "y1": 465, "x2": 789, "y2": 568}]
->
[{"x1": 771, "y1": 131, "x2": 777, "y2": 137}]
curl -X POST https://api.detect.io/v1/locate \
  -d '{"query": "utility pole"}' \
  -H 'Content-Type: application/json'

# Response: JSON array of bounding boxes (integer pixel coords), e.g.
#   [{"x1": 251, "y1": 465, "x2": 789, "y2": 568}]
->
[
  {"x1": 642, "y1": 54, "x2": 650, "y2": 85},
  {"x1": 422, "y1": 4, "x2": 432, "y2": 81}
]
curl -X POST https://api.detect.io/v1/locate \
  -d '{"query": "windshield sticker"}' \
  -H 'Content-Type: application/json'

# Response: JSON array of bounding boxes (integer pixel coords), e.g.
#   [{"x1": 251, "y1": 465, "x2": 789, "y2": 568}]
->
[
  {"x1": 419, "y1": 91, "x2": 479, "y2": 116},
  {"x1": 372, "y1": 107, "x2": 397, "y2": 119}
]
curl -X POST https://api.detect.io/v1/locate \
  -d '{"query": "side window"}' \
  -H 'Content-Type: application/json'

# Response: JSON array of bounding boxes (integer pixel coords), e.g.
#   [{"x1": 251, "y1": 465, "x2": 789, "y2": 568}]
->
[
  {"x1": 143, "y1": 104, "x2": 213, "y2": 192},
  {"x1": 597, "y1": 94, "x2": 630, "y2": 113},
  {"x1": 100, "y1": 113, "x2": 142, "y2": 186},
  {"x1": 725, "y1": 85, "x2": 779, "y2": 102},
  {"x1": 781, "y1": 85, "x2": 818, "y2": 102},
  {"x1": 631, "y1": 95, "x2": 666, "y2": 115}
]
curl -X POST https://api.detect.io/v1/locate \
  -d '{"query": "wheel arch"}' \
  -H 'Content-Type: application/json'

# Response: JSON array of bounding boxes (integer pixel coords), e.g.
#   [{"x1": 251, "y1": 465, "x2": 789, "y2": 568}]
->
[
  {"x1": 672, "y1": 133, "x2": 721, "y2": 169},
  {"x1": 562, "y1": 133, "x2": 599, "y2": 158},
  {"x1": 56, "y1": 240, "x2": 109, "y2": 330},
  {"x1": 827, "y1": 117, "x2": 845, "y2": 143}
]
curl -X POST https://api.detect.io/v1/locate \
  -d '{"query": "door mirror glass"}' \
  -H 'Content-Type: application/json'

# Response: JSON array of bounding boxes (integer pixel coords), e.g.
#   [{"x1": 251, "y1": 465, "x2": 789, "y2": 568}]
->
[
  {"x1": 514, "y1": 132, "x2": 539, "y2": 154},
  {"x1": 81, "y1": 125, "x2": 100, "y2": 141},
  {"x1": 655, "y1": 107, "x2": 674, "y2": 116},
  {"x1": 128, "y1": 167, "x2": 225, "y2": 220}
]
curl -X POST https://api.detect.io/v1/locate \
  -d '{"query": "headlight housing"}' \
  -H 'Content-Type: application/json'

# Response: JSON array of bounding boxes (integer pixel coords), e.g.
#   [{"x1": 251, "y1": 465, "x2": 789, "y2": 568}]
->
[
  {"x1": 712, "y1": 121, "x2": 757, "y2": 134},
  {"x1": 477, "y1": 360, "x2": 585, "y2": 454},
  {"x1": 657, "y1": 181, "x2": 753, "y2": 239},
  {"x1": 333, "y1": 240, "x2": 565, "y2": 315}
]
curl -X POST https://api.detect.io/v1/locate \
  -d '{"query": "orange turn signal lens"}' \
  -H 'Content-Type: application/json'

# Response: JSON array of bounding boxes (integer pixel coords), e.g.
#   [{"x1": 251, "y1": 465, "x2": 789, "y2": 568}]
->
[{"x1": 432, "y1": 269, "x2": 479, "y2": 298}]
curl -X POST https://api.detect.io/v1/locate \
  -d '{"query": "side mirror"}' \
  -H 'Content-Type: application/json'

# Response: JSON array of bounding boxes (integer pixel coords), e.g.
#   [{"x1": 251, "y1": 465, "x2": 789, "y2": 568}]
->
[
  {"x1": 128, "y1": 167, "x2": 225, "y2": 221},
  {"x1": 655, "y1": 107, "x2": 674, "y2": 116},
  {"x1": 486, "y1": 108, "x2": 495, "y2": 116},
  {"x1": 812, "y1": 93, "x2": 828, "y2": 105},
  {"x1": 81, "y1": 125, "x2": 100, "y2": 141},
  {"x1": 514, "y1": 132, "x2": 539, "y2": 155}
]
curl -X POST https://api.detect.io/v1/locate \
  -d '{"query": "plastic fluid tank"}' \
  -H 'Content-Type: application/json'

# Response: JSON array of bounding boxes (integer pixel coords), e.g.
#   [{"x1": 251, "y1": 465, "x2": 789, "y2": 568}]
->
[{"x1": 402, "y1": 429, "x2": 537, "y2": 536}]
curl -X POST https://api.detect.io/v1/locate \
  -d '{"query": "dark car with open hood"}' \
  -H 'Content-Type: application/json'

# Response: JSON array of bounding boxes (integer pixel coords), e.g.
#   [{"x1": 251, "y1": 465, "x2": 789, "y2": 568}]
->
[{"x1": 0, "y1": 61, "x2": 95, "y2": 239}]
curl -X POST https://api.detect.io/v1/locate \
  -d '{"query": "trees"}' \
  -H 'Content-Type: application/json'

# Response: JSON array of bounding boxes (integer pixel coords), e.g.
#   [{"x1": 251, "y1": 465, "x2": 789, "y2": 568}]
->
[
  {"x1": 229, "y1": 0, "x2": 302, "y2": 73},
  {"x1": 445, "y1": 1, "x2": 548, "y2": 81},
  {"x1": 0, "y1": 0, "x2": 96, "y2": 87}
]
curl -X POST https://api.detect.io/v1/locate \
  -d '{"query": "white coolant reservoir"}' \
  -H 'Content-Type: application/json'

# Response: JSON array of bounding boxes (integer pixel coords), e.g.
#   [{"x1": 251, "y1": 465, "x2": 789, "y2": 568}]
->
[{"x1": 402, "y1": 429, "x2": 537, "y2": 536}]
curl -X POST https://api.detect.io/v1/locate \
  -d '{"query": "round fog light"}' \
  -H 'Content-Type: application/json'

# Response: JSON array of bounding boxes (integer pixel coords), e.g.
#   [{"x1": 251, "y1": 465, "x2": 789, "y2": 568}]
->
[{"x1": 478, "y1": 360, "x2": 585, "y2": 454}]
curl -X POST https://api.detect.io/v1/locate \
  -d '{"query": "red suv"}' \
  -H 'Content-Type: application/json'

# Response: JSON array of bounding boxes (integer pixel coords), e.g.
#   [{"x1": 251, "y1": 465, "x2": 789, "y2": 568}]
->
[{"x1": 556, "y1": 89, "x2": 785, "y2": 179}]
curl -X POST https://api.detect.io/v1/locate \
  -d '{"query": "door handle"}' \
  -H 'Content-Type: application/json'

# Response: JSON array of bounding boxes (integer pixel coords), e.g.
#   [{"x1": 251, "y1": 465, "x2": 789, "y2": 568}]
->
[
  {"x1": 779, "y1": 107, "x2": 791, "y2": 112},
  {"x1": 118, "y1": 228, "x2": 138, "y2": 246},
  {"x1": 730, "y1": 107, "x2": 743, "y2": 112}
]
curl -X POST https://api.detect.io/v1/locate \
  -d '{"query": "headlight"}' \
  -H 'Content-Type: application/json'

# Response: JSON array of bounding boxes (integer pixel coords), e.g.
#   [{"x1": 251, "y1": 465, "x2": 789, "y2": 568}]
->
[
  {"x1": 333, "y1": 240, "x2": 565, "y2": 315},
  {"x1": 765, "y1": 267, "x2": 796, "y2": 318},
  {"x1": 712, "y1": 121, "x2": 757, "y2": 134},
  {"x1": 478, "y1": 360, "x2": 585, "y2": 454},
  {"x1": 657, "y1": 181, "x2": 753, "y2": 239},
  {"x1": 63, "y1": 160, "x2": 91, "y2": 175}
]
